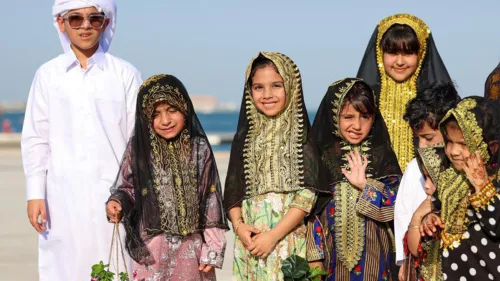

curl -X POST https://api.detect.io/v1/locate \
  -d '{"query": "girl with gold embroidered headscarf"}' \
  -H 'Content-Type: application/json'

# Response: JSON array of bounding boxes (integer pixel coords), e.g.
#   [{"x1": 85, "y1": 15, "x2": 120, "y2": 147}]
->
[
  {"x1": 224, "y1": 52, "x2": 329, "y2": 280},
  {"x1": 106, "y1": 74, "x2": 229, "y2": 280},
  {"x1": 405, "y1": 144, "x2": 447, "y2": 281},
  {"x1": 306, "y1": 78, "x2": 401, "y2": 281},
  {"x1": 357, "y1": 14, "x2": 452, "y2": 171},
  {"x1": 419, "y1": 97, "x2": 500, "y2": 280}
]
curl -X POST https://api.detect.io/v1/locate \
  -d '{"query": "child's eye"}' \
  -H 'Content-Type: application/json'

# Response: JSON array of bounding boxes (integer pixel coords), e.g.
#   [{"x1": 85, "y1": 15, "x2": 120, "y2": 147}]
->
[
  {"x1": 168, "y1": 107, "x2": 178, "y2": 113},
  {"x1": 253, "y1": 85, "x2": 263, "y2": 91},
  {"x1": 361, "y1": 114, "x2": 371, "y2": 119},
  {"x1": 272, "y1": 83, "x2": 283, "y2": 88}
]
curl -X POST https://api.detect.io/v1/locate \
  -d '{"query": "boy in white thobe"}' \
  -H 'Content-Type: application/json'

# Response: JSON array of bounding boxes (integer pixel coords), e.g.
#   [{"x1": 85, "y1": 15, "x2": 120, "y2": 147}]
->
[{"x1": 22, "y1": 1, "x2": 142, "y2": 280}]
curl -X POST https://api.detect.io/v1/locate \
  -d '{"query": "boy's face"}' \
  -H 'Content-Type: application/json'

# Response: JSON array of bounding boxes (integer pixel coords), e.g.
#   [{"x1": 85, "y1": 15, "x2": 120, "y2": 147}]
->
[
  {"x1": 57, "y1": 7, "x2": 109, "y2": 52},
  {"x1": 414, "y1": 122, "x2": 444, "y2": 148},
  {"x1": 383, "y1": 52, "x2": 418, "y2": 82},
  {"x1": 152, "y1": 103, "x2": 185, "y2": 140},
  {"x1": 444, "y1": 121, "x2": 470, "y2": 172},
  {"x1": 339, "y1": 103, "x2": 374, "y2": 145}
]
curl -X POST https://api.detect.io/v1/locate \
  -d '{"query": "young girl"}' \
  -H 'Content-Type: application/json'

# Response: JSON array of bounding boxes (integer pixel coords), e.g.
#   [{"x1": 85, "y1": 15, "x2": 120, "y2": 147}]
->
[
  {"x1": 106, "y1": 74, "x2": 228, "y2": 281},
  {"x1": 223, "y1": 52, "x2": 328, "y2": 280},
  {"x1": 357, "y1": 14, "x2": 452, "y2": 171},
  {"x1": 307, "y1": 78, "x2": 401, "y2": 281},
  {"x1": 405, "y1": 144, "x2": 447, "y2": 281},
  {"x1": 413, "y1": 97, "x2": 500, "y2": 280}
]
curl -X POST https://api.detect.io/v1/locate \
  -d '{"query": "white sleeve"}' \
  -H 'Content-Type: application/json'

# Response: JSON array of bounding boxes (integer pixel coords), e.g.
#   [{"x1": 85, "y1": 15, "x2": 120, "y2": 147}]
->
[
  {"x1": 394, "y1": 159, "x2": 424, "y2": 265},
  {"x1": 21, "y1": 69, "x2": 50, "y2": 201},
  {"x1": 125, "y1": 69, "x2": 142, "y2": 139}
]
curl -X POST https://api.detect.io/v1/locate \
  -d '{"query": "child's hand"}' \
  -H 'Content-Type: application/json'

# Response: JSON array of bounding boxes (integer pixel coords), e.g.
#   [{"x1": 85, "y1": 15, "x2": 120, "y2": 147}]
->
[
  {"x1": 248, "y1": 231, "x2": 279, "y2": 258},
  {"x1": 414, "y1": 196, "x2": 433, "y2": 219},
  {"x1": 198, "y1": 264, "x2": 214, "y2": 273},
  {"x1": 236, "y1": 223, "x2": 260, "y2": 249},
  {"x1": 106, "y1": 200, "x2": 122, "y2": 223},
  {"x1": 308, "y1": 261, "x2": 324, "y2": 270},
  {"x1": 463, "y1": 151, "x2": 489, "y2": 193},
  {"x1": 27, "y1": 199, "x2": 47, "y2": 233},
  {"x1": 420, "y1": 213, "x2": 444, "y2": 237},
  {"x1": 341, "y1": 149, "x2": 368, "y2": 190}
]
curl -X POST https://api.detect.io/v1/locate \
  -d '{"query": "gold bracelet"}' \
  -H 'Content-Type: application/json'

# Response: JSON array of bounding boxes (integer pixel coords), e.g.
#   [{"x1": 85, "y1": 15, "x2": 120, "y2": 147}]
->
[
  {"x1": 408, "y1": 224, "x2": 421, "y2": 230},
  {"x1": 233, "y1": 217, "x2": 244, "y2": 233}
]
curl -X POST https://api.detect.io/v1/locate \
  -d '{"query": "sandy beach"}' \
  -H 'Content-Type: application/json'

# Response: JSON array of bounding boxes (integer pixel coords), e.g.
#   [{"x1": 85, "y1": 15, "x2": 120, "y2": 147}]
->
[{"x1": 0, "y1": 147, "x2": 234, "y2": 281}]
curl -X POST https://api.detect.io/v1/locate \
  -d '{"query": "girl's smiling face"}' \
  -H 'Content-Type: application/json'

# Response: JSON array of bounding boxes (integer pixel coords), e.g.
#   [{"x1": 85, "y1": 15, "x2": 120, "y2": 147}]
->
[
  {"x1": 152, "y1": 102, "x2": 185, "y2": 140},
  {"x1": 250, "y1": 65, "x2": 286, "y2": 117}
]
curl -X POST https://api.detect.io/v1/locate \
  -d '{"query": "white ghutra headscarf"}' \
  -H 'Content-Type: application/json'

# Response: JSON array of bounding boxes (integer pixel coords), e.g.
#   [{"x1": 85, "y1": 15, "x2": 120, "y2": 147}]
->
[{"x1": 52, "y1": 0, "x2": 117, "y2": 52}]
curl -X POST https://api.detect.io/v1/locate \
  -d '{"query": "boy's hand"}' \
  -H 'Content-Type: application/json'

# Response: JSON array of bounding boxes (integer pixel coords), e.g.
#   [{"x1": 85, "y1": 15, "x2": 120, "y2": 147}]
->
[
  {"x1": 106, "y1": 200, "x2": 122, "y2": 223},
  {"x1": 27, "y1": 199, "x2": 47, "y2": 233},
  {"x1": 342, "y1": 149, "x2": 368, "y2": 190},
  {"x1": 248, "y1": 232, "x2": 279, "y2": 258},
  {"x1": 198, "y1": 264, "x2": 214, "y2": 273},
  {"x1": 236, "y1": 223, "x2": 260, "y2": 249},
  {"x1": 463, "y1": 151, "x2": 489, "y2": 193}
]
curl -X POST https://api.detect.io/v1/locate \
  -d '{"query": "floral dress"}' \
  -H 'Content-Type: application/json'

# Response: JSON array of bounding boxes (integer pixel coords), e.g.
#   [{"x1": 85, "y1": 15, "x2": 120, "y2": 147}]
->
[{"x1": 233, "y1": 189, "x2": 316, "y2": 281}]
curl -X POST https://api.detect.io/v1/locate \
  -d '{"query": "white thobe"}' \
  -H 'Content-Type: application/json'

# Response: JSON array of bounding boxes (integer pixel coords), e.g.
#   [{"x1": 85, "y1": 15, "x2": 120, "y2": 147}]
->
[
  {"x1": 22, "y1": 47, "x2": 142, "y2": 281},
  {"x1": 394, "y1": 158, "x2": 427, "y2": 265}
]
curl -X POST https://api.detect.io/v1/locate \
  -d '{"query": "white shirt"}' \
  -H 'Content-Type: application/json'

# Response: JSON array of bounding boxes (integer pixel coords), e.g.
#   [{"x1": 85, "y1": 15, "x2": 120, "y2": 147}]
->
[
  {"x1": 394, "y1": 158, "x2": 427, "y2": 265},
  {"x1": 21, "y1": 47, "x2": 142, "y2": 281}
]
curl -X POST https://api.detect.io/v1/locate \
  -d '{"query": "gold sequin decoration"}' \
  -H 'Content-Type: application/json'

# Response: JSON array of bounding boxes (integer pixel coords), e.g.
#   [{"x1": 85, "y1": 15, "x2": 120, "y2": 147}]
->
[{"x1": 376, "y1": 14, "x2": 431, "y2": 171}]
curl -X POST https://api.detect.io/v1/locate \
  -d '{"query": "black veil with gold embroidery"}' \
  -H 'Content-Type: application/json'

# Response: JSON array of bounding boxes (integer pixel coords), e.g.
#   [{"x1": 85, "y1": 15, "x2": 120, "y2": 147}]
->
[
  {"x1": 310, "y1": 78, "x2": 401, "y2": 215},
  {"x1": 109, "y1": 74, "x2": 228, "y2": 263},
  {"x1": 223, "y1": 52, "x2": 329, "y2": 212},
  {"x1": 356, "y1": 14, "x2": 452, "y2": 171},
  {"x1": 357, "y1": 14, "x2": 451, "y2": 102}
]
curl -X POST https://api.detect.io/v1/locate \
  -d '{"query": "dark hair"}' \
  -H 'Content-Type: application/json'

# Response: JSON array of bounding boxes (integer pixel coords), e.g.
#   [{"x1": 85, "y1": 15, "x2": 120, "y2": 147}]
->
[
  {"x1": 404, "y1": 82, "x2": 461, "y2": 130},
  {"x1": 342, "y1": 82, "x2": 377, "y2": 115},
  {"x1": 381, "y1": 24, "x2": 420, "y2": 55},
  {"x1": 247, "y1": 56, "x2": 279, "y2": 88}
]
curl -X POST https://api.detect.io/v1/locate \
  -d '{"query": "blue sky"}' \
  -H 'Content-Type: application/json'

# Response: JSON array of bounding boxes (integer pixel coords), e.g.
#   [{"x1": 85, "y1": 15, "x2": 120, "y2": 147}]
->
[{"x1": 2, "y1": 0, "x2": 499, "y2": 109}]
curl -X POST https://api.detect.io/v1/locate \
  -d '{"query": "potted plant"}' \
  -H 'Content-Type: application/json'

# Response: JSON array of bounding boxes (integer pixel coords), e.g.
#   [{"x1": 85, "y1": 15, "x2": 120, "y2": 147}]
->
[
  {"x1": 90, "y1": 261, "x2": 129, "y2": 281},
  {"x1": 281, "y1": 254, "x2": 327, "y2": 281}
]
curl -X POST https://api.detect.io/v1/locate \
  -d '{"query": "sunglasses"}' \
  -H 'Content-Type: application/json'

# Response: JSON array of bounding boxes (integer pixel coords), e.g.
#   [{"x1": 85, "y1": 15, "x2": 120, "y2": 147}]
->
[{"x1": 63, "y1": 14, "x2": 106, "y2": 29}]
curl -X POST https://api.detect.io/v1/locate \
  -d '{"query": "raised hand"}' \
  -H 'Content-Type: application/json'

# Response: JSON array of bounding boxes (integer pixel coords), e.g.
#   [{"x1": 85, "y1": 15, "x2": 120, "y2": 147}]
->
[
  {"x1": 341, "y1": 149, "x2": 368, "y2": 190},
  {"x1": 463, "y1": 151, "x2": 489, "y2": 193}
]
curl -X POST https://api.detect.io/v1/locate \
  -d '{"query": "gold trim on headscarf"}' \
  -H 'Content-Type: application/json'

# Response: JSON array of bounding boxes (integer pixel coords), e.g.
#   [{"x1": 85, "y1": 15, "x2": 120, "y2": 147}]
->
[
  {"x1": 376, "y1": 14, "x2": 431, "y2": 171},
  {"x1": 438, "y1": 98, "x2": 489, "y2": 248},
  {"x1": 142, "y1": 74, "x2": 188, "y2": 117},
  {"x1": 242, "y1": 52, "x2": 306, "y2": 197},
  {"x1": 330, "y1": 78, "x2": 374, "y2": 270},
  {"x1": 416, "y1": 142, "x2": 445, "y2": 185},
  {"x1": 140, "y1": 75, "x2": 197, "y2": 237}
]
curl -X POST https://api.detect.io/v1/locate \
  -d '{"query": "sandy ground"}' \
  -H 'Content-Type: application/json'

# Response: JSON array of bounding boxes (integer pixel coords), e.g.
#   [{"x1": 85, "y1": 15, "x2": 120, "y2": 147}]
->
[{"x1": 0, "y1": 147, "x2": 234, "y2": 281}]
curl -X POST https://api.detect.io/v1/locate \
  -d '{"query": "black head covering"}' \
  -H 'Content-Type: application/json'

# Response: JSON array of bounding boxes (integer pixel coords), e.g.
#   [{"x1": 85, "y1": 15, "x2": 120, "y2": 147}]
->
[
  {"x1": 357, "y1": 14, "x2": 452, "y2": 171},
  {"x1": 311, "y1": 78, "x2": 401, "y2": 193},
  {"x1": 109, "y1": 74, "x2": 228, "y2": 263},
  {"x1": 223, "y1": 52, "x2": 329, "y2": 212},
  {"x1": 310, "y1": 78, "x2": 402, "y2": 270},
  {"x1": 484, "y1": 62, "x2": 500, "y2": 100}
]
